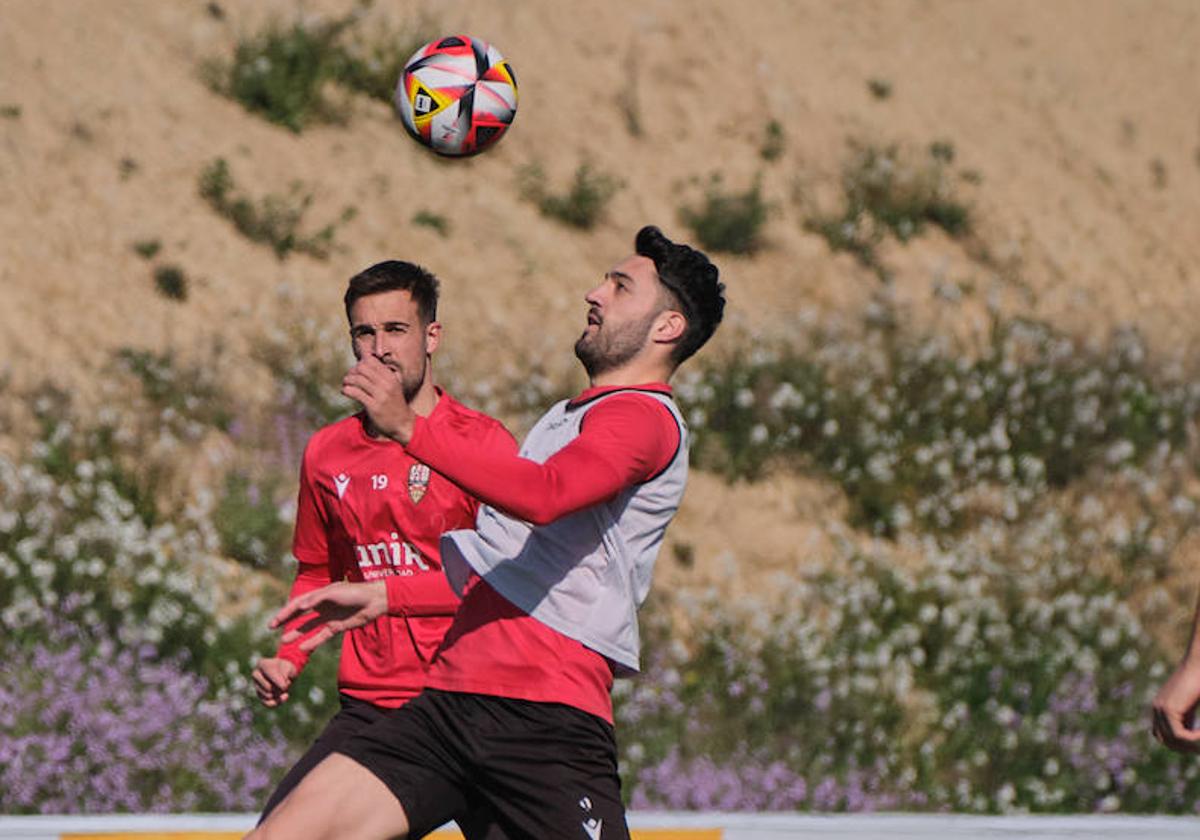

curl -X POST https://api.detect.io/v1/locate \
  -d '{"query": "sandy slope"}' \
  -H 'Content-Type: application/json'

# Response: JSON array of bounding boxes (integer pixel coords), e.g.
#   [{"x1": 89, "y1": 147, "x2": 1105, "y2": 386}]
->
[{"x1": 2, "y1": 0, "x2": 1199, "y2": 603}]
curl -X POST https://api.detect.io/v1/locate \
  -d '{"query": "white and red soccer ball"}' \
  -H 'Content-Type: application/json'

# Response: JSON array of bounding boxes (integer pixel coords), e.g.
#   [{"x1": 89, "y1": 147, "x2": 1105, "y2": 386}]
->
[{"x1": 394, "y1": 35, "x2": 518, "y2": 156}]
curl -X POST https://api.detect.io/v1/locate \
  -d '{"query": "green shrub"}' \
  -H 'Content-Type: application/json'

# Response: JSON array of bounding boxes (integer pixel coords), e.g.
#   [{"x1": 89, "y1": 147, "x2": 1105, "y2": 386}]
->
[
  {"x1": 153, "y1": 263, "x2": 188, "y2": 301},
  {"x1": 622, "y1": 522, "x2": 1198, "y2": 812},
  {"x1": 206, "y1": 18, "x2": 351, "y2": 132},
  {"x1": 1150, "y1": 157, "x2": 1168, "y2": 189},
  {"x1": 412, "y1": 209, "x2": 450, "y2": 237},
  {"x1": 1, "y1": 372, "x2": 342, "y2": 759},
  {"x1": 679, "y1": 174, "x2": 770, "y2": 255},
  {"x1": 28, "y1": 349, "x2": 230, "y2": 527},
  {"x1": 69, "y1": 121, "x2": 93, "y2": 143},
  {"x1": 806, "y1": 141, "x2": 970, "y2": 270},
  {"x1": 519, "y1": 163, "x2": 624, "y2": 229},
  {"x1": 843, "y1": 142, "x2": 969, "y2": 240},
  {"x1": 198, "y1": 157, "x2": 353, "y2": 260},
  {"x1": 2, "y1": 401, "x2": 232, "y2": 668},
  {"x1": 133, "y1": 238, "x2": 162, "y2": 259},
  {"x1": 867, "y1": 78, "x2": 893, "y2": 100},
  {"x1": 252, "y1": 312, "x2": 355, "y2": 430},
  {"x1": 677, "y1": 317, "x2": 1199, "y2": 535},
  {"x1": 206, "y1": 12, "x2": 436, "y2": 130},
  {"x1": 803, "y1": 212, "x2": 883, "y2": 273},
  {"x1": 929, "y1": 140, "x2": 955, "y2": 163},
  {"x1": 20, "y1": 351, "x2": 232, "y2": 530},
  {"x1": 760, "y1": 119, "x2": 786, "y2": 162},
  {"x1": 214, "y1": 470, "x2": 292, "y2": 574},
  {"x1": 329, "y1": 21, "x2": 434, "y2": 104},
  {"x1": 114, "y1": 346, "x2": 233, "y2": 434}
]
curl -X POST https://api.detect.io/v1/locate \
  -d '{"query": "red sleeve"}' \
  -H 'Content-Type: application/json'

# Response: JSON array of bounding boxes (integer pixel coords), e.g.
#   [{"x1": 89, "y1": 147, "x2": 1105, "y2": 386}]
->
[
  {"x1": 406, "y1": 394, "x2": 679, "y2": 526},
  {"x1": 385, "y1": 572, "x2": 458, "y2": 616},
  {"x1": 275, "y1": 561, "x2": 334, "y2": 671},
  {"x1": 276, "y1": 442, "x2": 336, "y2": 671},
  {"x1": 389, "y1": 419, "x2": 517, "y2": 617}
]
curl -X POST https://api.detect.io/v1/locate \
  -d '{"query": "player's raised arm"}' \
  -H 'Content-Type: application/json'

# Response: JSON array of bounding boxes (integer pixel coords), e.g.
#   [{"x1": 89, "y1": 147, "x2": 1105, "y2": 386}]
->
[{"x1": 403, "y1": 391, "x2": 678, "y2": 525}]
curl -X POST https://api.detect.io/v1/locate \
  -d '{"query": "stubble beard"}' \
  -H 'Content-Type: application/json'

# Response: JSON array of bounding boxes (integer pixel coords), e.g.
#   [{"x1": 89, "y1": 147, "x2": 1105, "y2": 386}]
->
[
  {"x1": 574, "y1": 312, "x2": 657, "y2": 378},
  {"x1": 398, "y1": 359, "x2": 429, "y2": 403}
]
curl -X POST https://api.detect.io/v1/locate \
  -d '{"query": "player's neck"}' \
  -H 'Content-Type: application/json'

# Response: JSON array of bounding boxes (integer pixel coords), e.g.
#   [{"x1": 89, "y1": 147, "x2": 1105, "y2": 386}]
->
[
  {"x1": 408, "y1": 380, "x2": 441, "y2": 418},
  {"x1": 588, "y1": 358, "x2": 673, "y2": 389},
  {"x1": 362, "y1": 380, "x2": 440, "y2": 439}
]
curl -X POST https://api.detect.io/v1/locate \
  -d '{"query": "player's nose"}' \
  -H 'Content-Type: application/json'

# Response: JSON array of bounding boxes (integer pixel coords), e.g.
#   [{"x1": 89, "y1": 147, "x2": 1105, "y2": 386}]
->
[{"x1": 371, "y1": 332, "x2": 389, "y2": 358}]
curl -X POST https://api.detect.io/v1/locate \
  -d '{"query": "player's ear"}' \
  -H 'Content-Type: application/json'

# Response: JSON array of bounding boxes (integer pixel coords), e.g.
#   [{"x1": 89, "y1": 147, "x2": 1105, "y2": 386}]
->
[
  {"x1": 424, "y1": 320, "x2": 443, "y2": 354},
  {"x1": 652, "y1": 310, "x2": 686, "y2": 345}
]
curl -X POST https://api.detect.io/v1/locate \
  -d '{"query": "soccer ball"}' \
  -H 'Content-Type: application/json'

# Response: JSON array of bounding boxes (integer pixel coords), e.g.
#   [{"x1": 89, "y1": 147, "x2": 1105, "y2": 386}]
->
[{"x1": 394, "y1": 35, "x2": 518, "y2": 156}]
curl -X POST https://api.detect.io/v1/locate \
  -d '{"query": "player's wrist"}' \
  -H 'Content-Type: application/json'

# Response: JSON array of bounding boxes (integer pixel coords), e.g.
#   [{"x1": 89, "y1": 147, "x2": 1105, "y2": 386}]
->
[
  {"x1": 276, "y1": 647, "x2": 309, "y2": 671},
  {"x1": 374, "y1": 410, "x2": 415, "y2": 445},
  {"x1": 368, "y1": 579, "x2": 389, "y2": 617},
  {"x1": 400, "y1": 413, "x2": 428, "y2": 450},
  {"x1": 394, "y1": 416, "x2": 416, "y2": 445},
  {"x1": 383, "y1": 576, "x2": 405, "y2": 615}
]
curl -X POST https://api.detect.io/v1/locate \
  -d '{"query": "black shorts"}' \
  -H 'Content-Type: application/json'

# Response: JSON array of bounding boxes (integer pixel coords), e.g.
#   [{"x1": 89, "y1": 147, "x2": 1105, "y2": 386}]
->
[
  {"x1": 261, "y1": 693, "x2": 505, "y2": 839},
  {"x1": 260, "y1": 693, "x2": 390, "y2": 821},
  {"x1": 337, "y1": 689, "x2": 630, "y2": 840}
]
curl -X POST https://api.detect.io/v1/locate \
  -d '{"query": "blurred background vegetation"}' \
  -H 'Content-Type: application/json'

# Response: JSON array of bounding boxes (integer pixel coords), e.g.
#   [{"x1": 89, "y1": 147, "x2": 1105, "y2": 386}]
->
[{"x1": 3, "y1": 0, "x2": 1200, "y2": 815}]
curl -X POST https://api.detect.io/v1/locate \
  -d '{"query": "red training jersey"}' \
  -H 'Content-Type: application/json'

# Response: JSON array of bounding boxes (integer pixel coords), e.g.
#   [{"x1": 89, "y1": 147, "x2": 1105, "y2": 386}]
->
[
  {"x1": 277, "y1": 390, "x2": 515, "y2": 708},
  {"x1": 411, "y1": 384, "x2": 682, "y2": 723}
]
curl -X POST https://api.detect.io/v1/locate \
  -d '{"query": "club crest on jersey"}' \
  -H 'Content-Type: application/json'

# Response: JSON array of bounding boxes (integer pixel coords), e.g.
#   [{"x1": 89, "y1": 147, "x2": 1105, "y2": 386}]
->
[{"x1": 407, "y1": 463, "x2": 431, "y2": 504}]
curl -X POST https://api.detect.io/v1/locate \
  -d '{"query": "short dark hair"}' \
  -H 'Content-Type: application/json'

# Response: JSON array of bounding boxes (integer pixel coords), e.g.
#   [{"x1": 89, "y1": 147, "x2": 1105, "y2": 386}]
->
[
  {"x1": 635, "y1": 225, "x2": 725, "y2": 364},
  {"x1": 344, "y1": 261, "x2": 439, "y2": 325}
]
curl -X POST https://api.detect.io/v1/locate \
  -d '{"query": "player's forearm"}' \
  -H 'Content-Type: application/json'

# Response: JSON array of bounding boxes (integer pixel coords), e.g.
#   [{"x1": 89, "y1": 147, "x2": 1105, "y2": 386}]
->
[
  {"x1": 407, "y1": 417, "x2": 631, "y2": 525},
  {"x1": 385, "y1": 571, "x2": 461, "y2": 616},
  {"x1": 275, "y1": 560, "x2": 333, "y2": 666}
]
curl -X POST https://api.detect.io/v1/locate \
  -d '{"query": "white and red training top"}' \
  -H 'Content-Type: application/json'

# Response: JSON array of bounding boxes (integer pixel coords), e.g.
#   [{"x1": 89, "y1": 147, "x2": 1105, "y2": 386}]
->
[
  {"x1": 408, "y1": 383, "x2": 683, "y2": 724},
  {"x1": 277, "y1": 391, "x2": 515, "y2": 708}
]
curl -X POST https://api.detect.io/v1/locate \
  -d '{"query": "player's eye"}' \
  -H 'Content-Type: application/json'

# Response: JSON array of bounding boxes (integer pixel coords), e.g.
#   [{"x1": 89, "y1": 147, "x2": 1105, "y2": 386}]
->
[
  {"x1": 385, "y1": 324, "x2": 408, "y2": 334},
  {"x1": 351, "y1": 327, "x2": 373, "y2": 339}
]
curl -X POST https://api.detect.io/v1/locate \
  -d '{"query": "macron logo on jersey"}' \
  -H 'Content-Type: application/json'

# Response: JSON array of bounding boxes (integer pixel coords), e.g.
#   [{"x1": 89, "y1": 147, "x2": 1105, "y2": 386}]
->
[{"x1": 334, "y1": 473, "x2": 351, "y2": 499}]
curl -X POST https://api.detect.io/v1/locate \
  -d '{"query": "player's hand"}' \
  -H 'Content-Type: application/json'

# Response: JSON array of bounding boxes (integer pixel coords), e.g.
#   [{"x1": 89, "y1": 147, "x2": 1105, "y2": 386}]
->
[
  {"x1": 270, "y1": 580, "x2": 389, "y2": 653},
  {"x1": 342, "y1": 355, "x2": 416, "y2": 444},
  {"x1": 251, "y1": 657, "x2": 298, "y2": 708},
  {"x1": 1152, "y1": 657, "x2": 1200, "y2": 752}
]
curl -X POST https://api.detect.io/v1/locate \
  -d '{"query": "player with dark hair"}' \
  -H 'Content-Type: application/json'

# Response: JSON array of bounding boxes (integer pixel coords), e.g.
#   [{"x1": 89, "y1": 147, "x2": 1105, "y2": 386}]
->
[
  {"x1": 249, "y1": 225, "x2": 726, "y2": 840},
  {"x1": 251, "y1": 260, "x2": 514, "y2": 829},
  {"x1": 344, "y1": 260, "x2": 440, "y2": 331}
]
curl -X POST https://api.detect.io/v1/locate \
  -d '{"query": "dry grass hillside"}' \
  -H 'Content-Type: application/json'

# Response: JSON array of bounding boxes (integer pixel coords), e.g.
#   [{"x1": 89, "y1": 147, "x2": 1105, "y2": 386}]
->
[{"x1": 3, "y1": 0, "x2": 1200, "y2": 615}]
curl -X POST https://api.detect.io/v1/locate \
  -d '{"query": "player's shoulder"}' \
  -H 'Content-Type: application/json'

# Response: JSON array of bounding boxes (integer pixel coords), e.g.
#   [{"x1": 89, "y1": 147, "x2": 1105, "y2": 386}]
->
[
  {"x1": 435, "y1": 392, "x2": 514, "y2": 441},
  {"x1": 303, "y1": 413, "x2": 365, "y2": 459},
  {"x1": 586, "y1": 388, "x2": 679, "y2": 422},
  {"x1": 581, "y1": 389, "x2": 681, "y2": 447}
]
